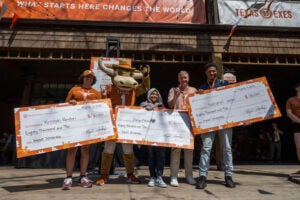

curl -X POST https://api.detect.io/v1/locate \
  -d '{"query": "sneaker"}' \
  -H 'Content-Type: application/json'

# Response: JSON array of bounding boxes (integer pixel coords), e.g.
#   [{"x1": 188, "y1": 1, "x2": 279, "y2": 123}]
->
[
  {"x1": 292, "y1": 170, "x2": 300, "y2": 175},
  {"x1": 62, "y1": 178, "x2": 72, "y2": 190},
  {"x1": 148, "y1": 177, "x2": 155, "y2": 187},
  {"x1": 170, "y1": 177, "x2": 179, "y2": 187},
  {"x1": 225, "y1": 176, "x2": 236, "y2": 188},
  {"x1": 127, "y1": 174, "x2": 141, "y2": 184},
  {"x1": 79, "y1": 176, "x2": 93, "y2": 188},
  {"x1": 96, "y1": 174, "x2": 108, "y2": 186},
  {"x1": 196, "y1": 176, "x2": 207, "y2": 189},
  {"x1": 186, "y1": 175, "x2": 196, "y2": 185},
  {"x1": 155, "y1": 176, "x2": 167, "y2": 188}
]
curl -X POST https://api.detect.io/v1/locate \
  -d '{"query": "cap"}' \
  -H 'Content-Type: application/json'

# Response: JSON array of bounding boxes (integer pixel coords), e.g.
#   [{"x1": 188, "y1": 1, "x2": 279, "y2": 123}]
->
[{"x1": 82, "y1": 70, "x2": 95, "y2": 77}]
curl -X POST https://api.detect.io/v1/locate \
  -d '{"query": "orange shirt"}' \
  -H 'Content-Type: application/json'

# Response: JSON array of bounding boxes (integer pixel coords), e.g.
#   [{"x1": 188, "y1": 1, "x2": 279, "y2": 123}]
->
[
  {"x1": 106, "y1": 85, "x2": 136, "y2": 108},
  {"x1": 65, "y1": 86, "x2": 102, "y2": 102},
  {"x1": 286, "y1": 96, "x2": 300, "y2": 118}
]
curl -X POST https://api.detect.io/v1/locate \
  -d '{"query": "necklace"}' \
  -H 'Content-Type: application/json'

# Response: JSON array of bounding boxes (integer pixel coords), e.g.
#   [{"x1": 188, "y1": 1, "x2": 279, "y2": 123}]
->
[
  {"x1": 207, "y1": 79, "x2": 216, "y2": 89},
  {"x1": 179, "y1": 86, "x2": 188, "y2": 93}
]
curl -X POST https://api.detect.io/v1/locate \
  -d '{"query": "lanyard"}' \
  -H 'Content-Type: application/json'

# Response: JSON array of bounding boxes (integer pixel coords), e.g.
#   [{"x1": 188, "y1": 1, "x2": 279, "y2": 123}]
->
[{"x1": 207, "y1": 79, "x2": 216, "y2": 89}]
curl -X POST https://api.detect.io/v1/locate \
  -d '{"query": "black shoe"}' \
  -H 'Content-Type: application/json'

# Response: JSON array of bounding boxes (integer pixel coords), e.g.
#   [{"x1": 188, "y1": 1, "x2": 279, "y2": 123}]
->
[
  {"x1": 225, "y1": 176, "x2": 236, "y2": 188},
  {"x1": 196, "y1": 176, "x2": 207, "y2": 189}
]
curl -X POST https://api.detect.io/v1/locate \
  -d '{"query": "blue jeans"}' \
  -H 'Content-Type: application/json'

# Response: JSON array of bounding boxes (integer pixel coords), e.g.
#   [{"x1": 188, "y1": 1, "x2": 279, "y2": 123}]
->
[
  {"x1": 148, "y1": 146, "x2": 166, "y2": 178},
  {"x1": 199, "y1": 128, "x2": 233, "y2": 177}
]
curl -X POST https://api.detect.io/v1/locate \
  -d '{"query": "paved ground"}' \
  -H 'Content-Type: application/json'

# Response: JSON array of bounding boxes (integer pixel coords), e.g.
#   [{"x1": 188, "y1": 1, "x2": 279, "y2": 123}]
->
[{"x1": 0, "y1": 164, "x2": 299, "y2": 200}]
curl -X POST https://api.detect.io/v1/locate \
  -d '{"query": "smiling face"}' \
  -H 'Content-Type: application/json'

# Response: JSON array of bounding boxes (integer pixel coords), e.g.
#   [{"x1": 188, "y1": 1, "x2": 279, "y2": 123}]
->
[
  {"x1": 149, "y1": 90, "x2": 159, "y2": 103},
  {"x1": 83, "y1": 75, "x2": 94, "y2": 87},
  {"x1": 178, "y1": 71, "x2": 190, "y2": 89},
  {"x1": 205, "y1": 66, "x2": 217, "y2": 82}
]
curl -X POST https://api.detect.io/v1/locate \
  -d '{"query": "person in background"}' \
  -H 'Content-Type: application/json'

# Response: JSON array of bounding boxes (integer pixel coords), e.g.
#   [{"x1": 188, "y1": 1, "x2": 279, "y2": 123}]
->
[
  {"x1": 168, "y1": 70, "x2": 197, "y2": 187},
  {"x1": 267, "y1": 122, "x2": 284, "y2": 162},
  {"x1": 0, "y1": 131, "x2": 14, "y2": 164},
  {"x1": 257, "y1": 127, "x2": 270, "y2": 161},
  {"x1": 286, "y1": 82, "x2": 300, "y2": 174},
  {"x1": 140, "y1": 88, "x2": 167, "y2": 188},
  {"x1": 196, "y1": 63, "x2": 236, "y2": 189},
  {"x1": 62, "y1": 70, "x2": 102, "y2": 190}
]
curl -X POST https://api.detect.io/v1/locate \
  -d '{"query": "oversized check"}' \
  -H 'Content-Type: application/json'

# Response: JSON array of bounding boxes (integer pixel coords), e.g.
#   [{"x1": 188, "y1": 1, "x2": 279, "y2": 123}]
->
[
  {"x1": 115, "y1": 106, "x2": 194, "y2": 149},
  {"x1": 186, "y1": 77, "x2": 281, "y2": 135},
  {"x1": 14, "y1": 99, "x2": 117, "y2": 158}
]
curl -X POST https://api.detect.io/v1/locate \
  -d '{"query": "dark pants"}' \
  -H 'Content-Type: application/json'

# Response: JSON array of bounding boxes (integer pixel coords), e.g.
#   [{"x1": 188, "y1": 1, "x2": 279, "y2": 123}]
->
[
  {"x1": 269, "y1": 142, "x2": 282, "y2": 161},
  {"x1": 148, "y1": 146, "x2": 166, "y2": 178}
]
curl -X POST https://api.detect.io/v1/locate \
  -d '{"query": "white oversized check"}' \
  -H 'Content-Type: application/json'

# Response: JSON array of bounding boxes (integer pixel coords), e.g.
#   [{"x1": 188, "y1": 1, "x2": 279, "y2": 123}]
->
[
  {"x1": 115, "y1": 106, "x2": 194, "y2": 149},
  {"x1": 14, "y1": 99, "x2": 117, "y2": 158},
  {"x1": 186, "y1": 77, "x2": 281, "y2": 135}
]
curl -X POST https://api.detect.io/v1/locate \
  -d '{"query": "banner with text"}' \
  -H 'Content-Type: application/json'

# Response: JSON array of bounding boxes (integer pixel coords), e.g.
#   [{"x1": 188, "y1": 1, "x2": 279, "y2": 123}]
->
[
  {"x1": 186, "y1": 77, "x2": 281, "y2": 135},
  {"x1": 115, "y1": 106, "x2": 194, "y2": 149},
  {"x1": 14, "y1": 99, "x2": 117, "y2": 158},
  {"x1": 217, "y1": 0, "x2": 300, "y2": 27},
  {"x1": 3, "y1": 0, "x2": 206, "y2": 24}
]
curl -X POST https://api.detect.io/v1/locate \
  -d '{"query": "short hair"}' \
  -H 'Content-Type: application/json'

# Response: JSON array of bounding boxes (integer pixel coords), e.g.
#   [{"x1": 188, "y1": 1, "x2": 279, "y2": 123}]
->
[
  {"x1": 295, "y1": 82, "x2": 300, "y2": 89},
  {"x1": 204, "y1": 63, "x2": 217, "y2": 71},
  {"x1": 178, "y1": 70, "x2": 189, "y2": 77}
]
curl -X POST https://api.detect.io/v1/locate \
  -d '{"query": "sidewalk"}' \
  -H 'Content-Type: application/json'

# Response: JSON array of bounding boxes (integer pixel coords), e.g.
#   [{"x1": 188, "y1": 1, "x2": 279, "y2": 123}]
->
[{"x1": 0, "y1": 165, "x2": 299, "y2": 200}]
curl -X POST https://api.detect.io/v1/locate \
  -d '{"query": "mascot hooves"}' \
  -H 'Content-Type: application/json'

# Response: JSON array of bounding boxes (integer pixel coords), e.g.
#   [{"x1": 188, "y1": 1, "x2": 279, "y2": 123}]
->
[{"x1": 140, "y1": 65, "x2": 150, "y2": 77}]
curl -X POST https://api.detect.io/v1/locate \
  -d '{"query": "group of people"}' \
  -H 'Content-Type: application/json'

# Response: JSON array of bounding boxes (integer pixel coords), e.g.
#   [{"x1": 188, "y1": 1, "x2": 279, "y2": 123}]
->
[{"x1": 61, "y1": 61, "x2": 300, "y2": 191}]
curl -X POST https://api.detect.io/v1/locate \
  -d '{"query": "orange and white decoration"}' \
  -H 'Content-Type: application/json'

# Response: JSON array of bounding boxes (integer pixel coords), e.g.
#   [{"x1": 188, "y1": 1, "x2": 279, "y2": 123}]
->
[
  {"x1": 186, "y1": 77, "x2": 281, "y2": 135},
  {"x1": 115, "y1": 106, "x2": 194, "y2": 149},
  {"x1": 3, "y1": 0, "x2": 206, "y2": 24},
  {"x1": 14, "y1": 99, "x2": 117, "y2": 158}
]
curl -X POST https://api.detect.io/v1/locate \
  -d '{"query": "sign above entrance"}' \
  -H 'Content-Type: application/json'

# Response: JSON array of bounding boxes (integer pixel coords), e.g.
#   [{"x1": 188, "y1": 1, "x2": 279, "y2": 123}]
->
[
  {"x1": 3, "y1": 0, "x2": 206, "y2": 24},
  {"x1": 217, "y1": 0, "x2": 300, "y2": 27}
]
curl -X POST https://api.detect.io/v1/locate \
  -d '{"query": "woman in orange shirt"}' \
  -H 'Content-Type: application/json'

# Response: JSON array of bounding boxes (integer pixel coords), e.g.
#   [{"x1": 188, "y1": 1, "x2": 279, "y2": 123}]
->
[
  {"x1": 62, "y1": 70, "x2": 102, "y2": 190},
  {"x1": 286, "y1": 82, "x2": 300, "y2": 174}
]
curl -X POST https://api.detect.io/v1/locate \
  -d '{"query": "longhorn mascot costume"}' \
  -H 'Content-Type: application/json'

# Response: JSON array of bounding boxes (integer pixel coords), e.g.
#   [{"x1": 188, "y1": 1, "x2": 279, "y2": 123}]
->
[{"x1": 96, "y1": 58, "x2": 150, "y2": 185}]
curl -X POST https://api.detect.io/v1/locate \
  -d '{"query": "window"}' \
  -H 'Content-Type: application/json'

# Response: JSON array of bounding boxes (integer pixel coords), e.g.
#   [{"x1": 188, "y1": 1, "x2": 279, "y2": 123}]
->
[{"x1": 31, "y1": 82, "x2": 74, "y2": 105}]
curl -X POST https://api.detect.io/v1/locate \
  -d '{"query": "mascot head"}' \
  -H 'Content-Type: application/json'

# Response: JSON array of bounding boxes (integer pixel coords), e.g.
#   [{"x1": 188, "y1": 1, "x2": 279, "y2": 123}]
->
[{"x1": 98, "y1": 58, "x2": 144, "y2": 91}]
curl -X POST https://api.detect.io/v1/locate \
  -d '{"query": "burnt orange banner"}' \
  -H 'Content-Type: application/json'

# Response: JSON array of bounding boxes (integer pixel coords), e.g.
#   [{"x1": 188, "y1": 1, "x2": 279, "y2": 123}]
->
[{"x1": 3, "y1": 0, "x2": 206, "y2": 24}]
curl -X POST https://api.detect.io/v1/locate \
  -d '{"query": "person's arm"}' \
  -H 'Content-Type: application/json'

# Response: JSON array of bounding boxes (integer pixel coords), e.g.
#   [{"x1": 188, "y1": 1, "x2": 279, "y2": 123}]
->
[
  {"x1": 136, "y1": 65, "x2": 150, "y2": 97},
  {"x1": 266, "y1": 131, "x2": 272, "y2": 141},
  {"x1": 278, "y1": 128, "x2": 284, "y2": 135},
  {"x1": 140, "y1": 101, "x2": 152, "y2": 110},
  {"x1": 0, "y1": 140, "x2": 8, "y2": 151},
  {"x1": 168, "y1": 88, "x2": 180, "y2": 109},
  {"x1": 287, "y1": 109, "x2": 300, "y2": 123},
  {"x1": 65, "y1": 87, "x2": 76, "y2": 105}
]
